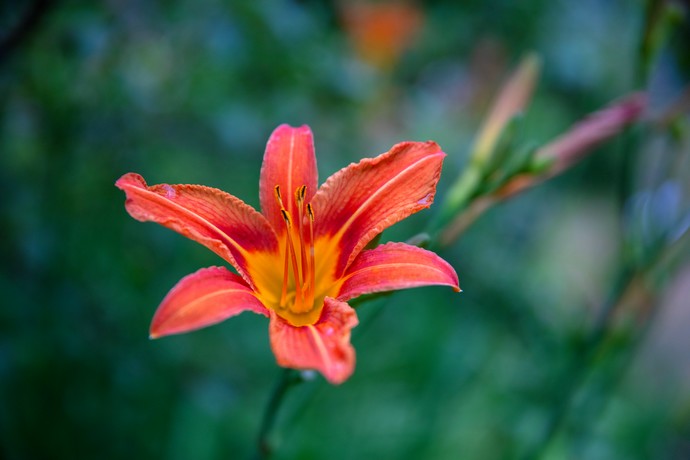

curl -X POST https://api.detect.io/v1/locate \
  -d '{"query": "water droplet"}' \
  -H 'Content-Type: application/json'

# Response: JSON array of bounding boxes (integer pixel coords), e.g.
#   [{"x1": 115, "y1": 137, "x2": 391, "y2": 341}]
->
[
  {"x1": 163, "y1": 185, "x2": 176, "y2": 199},
  {"x1": 417, "y1": 193, "x2": 432, "y2": 206}
]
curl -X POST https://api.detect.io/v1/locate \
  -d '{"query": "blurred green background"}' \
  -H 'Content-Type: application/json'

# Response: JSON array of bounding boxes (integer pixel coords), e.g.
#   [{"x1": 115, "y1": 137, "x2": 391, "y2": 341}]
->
[{"x1": 1, "y1": 1, "x2": 689, "y2": 459}]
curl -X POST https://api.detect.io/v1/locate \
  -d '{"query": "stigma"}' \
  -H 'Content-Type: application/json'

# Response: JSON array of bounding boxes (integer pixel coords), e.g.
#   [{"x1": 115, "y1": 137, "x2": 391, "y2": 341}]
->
[{"x1": 274, "y1": 185, "x2": 316, "y2": 315}]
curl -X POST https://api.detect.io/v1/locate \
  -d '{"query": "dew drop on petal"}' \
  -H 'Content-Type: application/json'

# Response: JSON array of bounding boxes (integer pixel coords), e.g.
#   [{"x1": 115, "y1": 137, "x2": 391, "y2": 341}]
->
[
  {"x1": 163, "y1": 185, "x2": 176, "y2": 199},
  {"x1": 417, "y1": 193, "x2": 432, "y2": 206}
]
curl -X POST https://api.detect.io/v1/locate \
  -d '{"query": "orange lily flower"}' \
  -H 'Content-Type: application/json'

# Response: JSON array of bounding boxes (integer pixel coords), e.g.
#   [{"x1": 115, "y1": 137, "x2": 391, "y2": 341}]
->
[{"x1": 116, "y1": 124, "x2": 459, "y2": 384}]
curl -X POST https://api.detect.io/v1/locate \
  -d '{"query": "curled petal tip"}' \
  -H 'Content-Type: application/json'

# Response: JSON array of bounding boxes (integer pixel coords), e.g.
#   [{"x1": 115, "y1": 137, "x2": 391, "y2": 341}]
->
[
  {"x1": 274, "y1": 122, "x2": 312, "y2": 131},
  {"x1": 115, "y1": 172, "x2": 146, "y2": 189}
]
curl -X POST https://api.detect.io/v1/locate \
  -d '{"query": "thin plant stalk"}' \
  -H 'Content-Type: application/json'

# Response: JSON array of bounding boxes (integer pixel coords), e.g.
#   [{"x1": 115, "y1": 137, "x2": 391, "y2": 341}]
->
[{"x1": 255, "y1": 369, "x2": 303, "y2": 460}]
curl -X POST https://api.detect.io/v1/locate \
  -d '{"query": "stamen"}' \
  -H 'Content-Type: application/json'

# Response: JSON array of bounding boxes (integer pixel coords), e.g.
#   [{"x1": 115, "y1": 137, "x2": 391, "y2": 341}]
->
[
  {"x1": 276, "y1": 186, "x2": 290, "y2": 306},
  {"x1": 280, "y1": 209, "x2": 304, "y2": 307},
  {"x1": 306, "y1": 203, "x2": 316, "y2": 306},
  {"x1": 273, "y1": 184, "x2": 317, "y2": 315},
  {"x1": 295, "y1": 186, "x2": 308, "y2": 290}
]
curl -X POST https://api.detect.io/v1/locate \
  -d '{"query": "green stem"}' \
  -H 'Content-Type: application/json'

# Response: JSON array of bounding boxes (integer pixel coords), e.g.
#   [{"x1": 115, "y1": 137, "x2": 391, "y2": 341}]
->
[
  {"x1": 255, "y1": 368, "x2": 303, "y2": 459},
  {"x1": 523, "y1": 231, "x2": 677, "y2": 459},
  {"x1": 518, "y1": 265, "x2": 634, "y2": 460}
]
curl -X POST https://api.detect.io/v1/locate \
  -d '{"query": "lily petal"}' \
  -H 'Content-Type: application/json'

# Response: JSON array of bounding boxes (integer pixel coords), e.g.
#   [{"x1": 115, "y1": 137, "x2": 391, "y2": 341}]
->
[
  {"x1": 338, "y1": 242, "x2": 460, "y2": 301},
  {"x1": 116, "y1": 173, "x2": 278, "y2": 288},
  {"x1": 259, "y1": 124, "x2": 318, "y2": 232},
  {"x1": 150, "y1": 266, "x2": 268, "y2": 339},
  {"x1": 269, "y1": 297, "x2": 358, "y2": 384},
  {"x1": 312, "y1": 141, "x2": 445, "y2": 276}
]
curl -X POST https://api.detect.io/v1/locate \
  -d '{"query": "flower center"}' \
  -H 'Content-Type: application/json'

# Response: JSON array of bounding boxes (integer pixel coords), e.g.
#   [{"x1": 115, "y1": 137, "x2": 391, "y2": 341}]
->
[{"x1": 274, "y1": 185, "x2": 317, "y2": 320}]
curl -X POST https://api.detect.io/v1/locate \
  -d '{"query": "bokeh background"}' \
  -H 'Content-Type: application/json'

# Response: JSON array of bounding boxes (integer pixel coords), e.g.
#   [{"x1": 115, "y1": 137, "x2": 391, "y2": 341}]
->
[{"x1": 2, "y1": 0, "x2": 689, "y2": 459}]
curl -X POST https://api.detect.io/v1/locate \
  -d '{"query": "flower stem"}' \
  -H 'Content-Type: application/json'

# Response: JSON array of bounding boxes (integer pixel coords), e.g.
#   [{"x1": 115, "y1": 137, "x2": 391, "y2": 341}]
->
[
  {"x1": 518, "y1": 268, "x2": 634, "y2": 460},
  {"x1": 255, "y1": 368, "x2": 303, "y2": 459}
]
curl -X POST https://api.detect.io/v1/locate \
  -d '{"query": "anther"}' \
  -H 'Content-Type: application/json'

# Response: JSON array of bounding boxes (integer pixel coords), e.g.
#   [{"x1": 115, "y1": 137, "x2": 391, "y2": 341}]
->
[
  {"x1": 274, "y1": 185, "x2": 283, "y2": 205},
  {"x1": 280, "y1": 208, "x2": 292, "y2": 227},
  {"x1": 295, "y1": 185, "x2": 306, "y2": 204}
]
